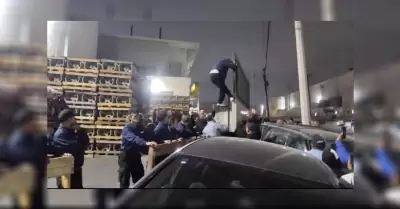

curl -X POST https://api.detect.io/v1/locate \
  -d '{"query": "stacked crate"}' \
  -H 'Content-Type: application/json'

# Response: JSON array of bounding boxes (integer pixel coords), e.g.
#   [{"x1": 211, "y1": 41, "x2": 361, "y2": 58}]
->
[
  {"x1": 62, "y1": 58, "x2": 100, "y2": 155},
  {"x1": 47, "y1": 57, "x2": 66, "y2": 128},
  {"x1": 93, "y1": 59, "x2": 134, "y2": 156},
  {"x1": 150, "y1": 95, "x2": 191, "y2": 113}
]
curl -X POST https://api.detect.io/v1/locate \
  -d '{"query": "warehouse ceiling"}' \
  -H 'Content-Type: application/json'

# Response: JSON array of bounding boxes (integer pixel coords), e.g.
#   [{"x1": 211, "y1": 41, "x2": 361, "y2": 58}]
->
[{"x1": 65, "y1": 0, "x2": 400, "y2": 104}]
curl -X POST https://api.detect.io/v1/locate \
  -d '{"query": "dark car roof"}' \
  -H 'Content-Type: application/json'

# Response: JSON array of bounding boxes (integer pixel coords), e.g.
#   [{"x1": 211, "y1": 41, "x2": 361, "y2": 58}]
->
[
  {"x1": 263, "y1": 123, "x2": 354, "y2": 141},
  {"x1": 180, "y1": 137, "x2": 339, "y2": 185}
]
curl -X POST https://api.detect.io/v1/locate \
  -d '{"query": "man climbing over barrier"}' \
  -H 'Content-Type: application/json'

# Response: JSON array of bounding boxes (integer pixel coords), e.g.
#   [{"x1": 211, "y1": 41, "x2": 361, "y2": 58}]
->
[{"x1": 209, "y1": 58, "x2": 237, "y2": 107}]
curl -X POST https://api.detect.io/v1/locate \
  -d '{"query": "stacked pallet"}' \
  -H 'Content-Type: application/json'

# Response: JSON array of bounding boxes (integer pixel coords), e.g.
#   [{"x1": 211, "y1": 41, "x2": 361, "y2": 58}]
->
[
  {"x1": 62, "y1": 58, "x2": 99, "y2": 155},
  {"x1": 150, "y1": 95, "x2": 191, "y2": 113},
  {"x1": 93, "y1": 59, "x2": 133, "y2": 156},
  {"x1": 47, "y1": 57, "x2": 136, "y2": 157}
]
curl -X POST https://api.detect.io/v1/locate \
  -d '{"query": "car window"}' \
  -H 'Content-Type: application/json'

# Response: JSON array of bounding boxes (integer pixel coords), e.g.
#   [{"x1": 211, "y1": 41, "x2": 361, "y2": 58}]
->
[
  {"x1": 261, "y1": 127, "x2": 288, "y2": 145},
  {"x1": 286, "y1": 133, "x2": 310, "y2": 151},
  {"x1": 127, "y1": 154, "x2": 338, "y2": 208}
]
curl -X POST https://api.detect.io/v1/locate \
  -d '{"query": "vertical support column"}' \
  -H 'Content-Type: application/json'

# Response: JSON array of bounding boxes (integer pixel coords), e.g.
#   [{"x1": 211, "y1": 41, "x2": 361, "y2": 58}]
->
[
  {"x1": 294, "y1": 21, "x2": 311, "y2": 125},
  {"x1": 320, "y1": 0, "x2": 336, "y2": 21}
]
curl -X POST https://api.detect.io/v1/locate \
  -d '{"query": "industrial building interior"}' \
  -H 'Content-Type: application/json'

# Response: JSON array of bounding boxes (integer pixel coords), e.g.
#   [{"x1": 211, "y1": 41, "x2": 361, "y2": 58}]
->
[{"x1": 1, "y1": 0, "x2": 400, "y2": 207}]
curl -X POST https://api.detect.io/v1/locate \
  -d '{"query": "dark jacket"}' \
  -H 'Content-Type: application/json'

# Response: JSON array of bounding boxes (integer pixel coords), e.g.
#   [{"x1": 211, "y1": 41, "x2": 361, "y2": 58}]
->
[
  {"x1": 154, "y1": 122, "x2": 174, "y2": 143},
  {"x1": 195, "y1": 118, "x2": 207, "y2": 134},
  {"x1": 213, "y1": 58, "x2": 237, "y2": 79},
  {"x1": 52, "y1": 126, "x2": 86, "y2": 169},
  {"x1": 121, "y1": 123, "x2": 148, "y2": 154},
  {"x1": 176, "y1": 122, "x2": 197, "y2": 139},
  {"x1": 7, "y1": 130, "x2": 48, "y2": 178}
]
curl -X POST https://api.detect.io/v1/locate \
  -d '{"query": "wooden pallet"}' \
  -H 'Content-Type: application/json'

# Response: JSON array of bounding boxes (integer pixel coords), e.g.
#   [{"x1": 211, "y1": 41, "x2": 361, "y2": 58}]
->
[
  {"x1": 95, "y1": 125, "x2": 124, "y2": 130},
  {"x1": 65, "y1": 100, "x2": 96, "y2": 106},
  {"x1": 75, "y1": 116, "x2": 95, "y2": 125},
  {"x1": 94, "y1": 139, "x2": 122, "y2": 143},
  {"x1": 98, "y1": 72, "x2": 131, "y2": 78},
  {"x1": 47, "y1": 67, "x2": 64, "y2": 74},
  {"x1": 62, "y1": 83, "x2": 97, "y2": 92},
  {"x1": 97, "y1": 92, "x2": 131, "y2": 97},
  {"x1": 97, "y1": 107, "x2": 131, "y2": 111},
  {"x1": 66, "y1": 58, "x2": 101, "y2": 71},
  {"x1": 80, "y1": 124, "x2": 96, "y2": 129},
  {"x1": 95, "y1": 120, "x2": 127, "y2": 126},
  {"x1": 97, "y1": 103, "x2": 131, "y2": 108},
  {"x1": 47, "y1": 85, "x2": 63, "y2": 91},
  {"x1": 98, "y1": 86, "x2": 132, "y2": 93},
  {"x1": 68, "y1": 104, "x2": 97, "y2": 110},
  {"x1": 65, "y1": 68, "x2": 99, "y2": 74},
  {"x1": 47, "y1": 80, "x2": 62, "y2": 86},
  {"x1": 96, "y1": 117, "x2": 129, "y2": 122}
]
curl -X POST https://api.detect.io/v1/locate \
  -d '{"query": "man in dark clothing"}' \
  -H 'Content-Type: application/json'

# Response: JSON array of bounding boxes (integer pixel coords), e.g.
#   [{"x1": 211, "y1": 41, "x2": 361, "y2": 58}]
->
[
  {"x1": 322, "y1": 143, "x2": 345, "y2": 178},
  {"x1": 234, "y1": 119, "x2": 247, "y2": 138},
  {"x1": 245, "y1": 121, "x2": 261, "y2": 140},
  {"x1": 195, "y1": 112, "x2": 207, "y2": 135},
  {"x1": 119, "y1": 113, "x2": 157, "y2": 188},
  {"x1": 52, "y1": 109, "x2": 89, "y2": 189},
  {"x1": 6, "y1": 109, "x2": 47, "y2": 208},
  {"x1": 209, "y1": 58, "x2": 237, "y2": 106},
  {"x1": 176, "y1": 115, "x2": 198, "y2": 139},
  {"x1": 153, "y1": 111, "x2": 175, "y2": 144}
]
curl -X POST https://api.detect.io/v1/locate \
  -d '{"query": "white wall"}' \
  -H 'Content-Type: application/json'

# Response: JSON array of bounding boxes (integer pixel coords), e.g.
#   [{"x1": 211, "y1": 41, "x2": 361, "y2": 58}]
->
[
  {"x1": 97, "y1": 35, "x2": 197, "y2": 77},
  {"x1": 0, "y1": 0, "x2": 68, "y2": 45},
  {"x1": 47, "y1": 21, "x2": 99, "y2": 58}
]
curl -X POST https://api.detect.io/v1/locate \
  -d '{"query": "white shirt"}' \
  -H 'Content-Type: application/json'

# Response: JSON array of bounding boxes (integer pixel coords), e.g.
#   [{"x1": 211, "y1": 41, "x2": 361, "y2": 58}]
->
[
  {"x1": 202, "y1": 121, "x2": 227, "y2": 137},
  {"x1": 209, "y1": 69, "x2": 219, "y2": 74},
  {"x1": 340, "y1": 172, "x2": 354, "y2": 185}
]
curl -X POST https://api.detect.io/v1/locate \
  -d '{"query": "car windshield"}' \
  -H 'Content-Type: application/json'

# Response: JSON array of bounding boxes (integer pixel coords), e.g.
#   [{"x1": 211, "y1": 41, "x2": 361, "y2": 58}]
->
[
  {"x1": 118, "y1": 154, "x2": 342, "y2": 208},
  {"x1": 143, "y1": 155, "x2": 339, "y2": 189}
]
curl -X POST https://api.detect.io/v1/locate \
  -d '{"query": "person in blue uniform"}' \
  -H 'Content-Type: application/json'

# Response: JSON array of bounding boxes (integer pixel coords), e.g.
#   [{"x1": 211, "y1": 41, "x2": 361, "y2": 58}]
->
[
  {"x1": 7, "y1": 109, "x2": 47, "y2": 208},
  {"x1": 176, "y1": 114, "x2": 198, "y2": 139},
  {"x1": 209, "y1": 58, "x2": 237, "y2": 106},
  {"x1": 119, "y1": 113, "x2": 157, "y2": 188},
  {"x1": 153, "y1": 111, "x2": 175, "y2": 144},
  {"x1": 51, "y1": 109, "x2": 89, "y2": 189}
]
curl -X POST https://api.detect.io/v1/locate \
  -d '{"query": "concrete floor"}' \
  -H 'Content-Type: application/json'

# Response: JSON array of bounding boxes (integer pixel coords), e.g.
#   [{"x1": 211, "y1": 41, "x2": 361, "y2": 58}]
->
[{"x1": 1, "y1": 156, "x2": 144, "y2": 207}]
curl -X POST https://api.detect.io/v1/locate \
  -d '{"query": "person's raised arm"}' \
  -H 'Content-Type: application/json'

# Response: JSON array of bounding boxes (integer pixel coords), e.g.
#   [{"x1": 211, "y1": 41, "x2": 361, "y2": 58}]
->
[{"x1": 335, "y1": 134, "x2": 350, "y2": 165}]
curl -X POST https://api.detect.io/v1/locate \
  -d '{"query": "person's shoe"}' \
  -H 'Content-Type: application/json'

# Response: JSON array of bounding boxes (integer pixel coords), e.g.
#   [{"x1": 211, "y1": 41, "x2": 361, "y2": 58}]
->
[
  {"x1": 216, "y1": 103, "x2": 226, "y2": 107},
  {"x1": 229, "y1": 97, "x2": 235, "y2": 102}
]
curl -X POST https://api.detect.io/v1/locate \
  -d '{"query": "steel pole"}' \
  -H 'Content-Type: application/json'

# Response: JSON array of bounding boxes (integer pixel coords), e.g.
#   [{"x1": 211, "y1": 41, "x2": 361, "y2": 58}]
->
[
  {"x1": 294, "y1": 21, "x2": 311, "y2": 125},
  {"x1": 320, "y1": 0, "x2": 336, "y2": 21}
]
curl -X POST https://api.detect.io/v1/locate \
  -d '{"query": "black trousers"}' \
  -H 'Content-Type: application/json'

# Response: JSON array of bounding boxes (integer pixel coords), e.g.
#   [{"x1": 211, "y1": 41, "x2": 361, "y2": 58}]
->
[
  {"x1": 210, "y1": 73, "x2": 233, "y2": 104},
  {"x1": 57, "y1": 167, "x2": 83, "y2": 189},
  {"x1": 118, "y1": 151, "x2": 144, "y2": 188}
]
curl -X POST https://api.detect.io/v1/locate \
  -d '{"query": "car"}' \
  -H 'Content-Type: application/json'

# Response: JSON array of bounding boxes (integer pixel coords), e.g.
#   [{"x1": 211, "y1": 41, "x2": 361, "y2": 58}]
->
[
  {"x1": 110, "y1": 137, "x2": 378, "y2": 208},
  {"x1": 260, "y1": 122, "x2": 355, "y2": 154}
]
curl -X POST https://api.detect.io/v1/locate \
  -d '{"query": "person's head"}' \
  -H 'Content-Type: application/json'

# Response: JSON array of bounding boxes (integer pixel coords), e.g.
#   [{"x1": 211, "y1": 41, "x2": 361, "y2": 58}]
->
[
  {"x1": 206, "y1": 114, "x2": 214, "y2": 122},
  {"x1": 129, "y1": 113, "x2": 143, "y2": 125},
  {"x1": 311, "y1": 134, "x2": 326, "y2": 150},
  {"x1": 181, "y1": 114, "x2": 190, "y2": 126},
  {"x1": 13, "y1": 108, "x2": 39, "y2": 133},
  {"x1": 58, "y1": 109, "x2": 76, "y2": 128},
  {"x1": 199, "y1": 112, "x2": 206, "y2": 119},
  {"x1": 157, "y1": 111, "x2": 169, "y2": 124}
]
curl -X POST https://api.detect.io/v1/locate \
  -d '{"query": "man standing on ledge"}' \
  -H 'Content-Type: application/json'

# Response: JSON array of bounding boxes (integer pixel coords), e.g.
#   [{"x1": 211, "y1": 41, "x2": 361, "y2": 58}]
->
[{"x1": 209, "y1": 58, "x2": 237, "y2": 107}]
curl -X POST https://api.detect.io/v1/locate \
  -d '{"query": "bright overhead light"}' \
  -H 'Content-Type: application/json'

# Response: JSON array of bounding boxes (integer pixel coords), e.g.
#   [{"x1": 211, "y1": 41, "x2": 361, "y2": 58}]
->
[
  {"x1": 290, "y1": 101, "x2": 295, "y2": 108},
  {"x1": 316, "y1": 95, "x2": 322, "y2": 103},
  {"x1": 150, "y1": 78, "x2": 166, "y2": 94}
]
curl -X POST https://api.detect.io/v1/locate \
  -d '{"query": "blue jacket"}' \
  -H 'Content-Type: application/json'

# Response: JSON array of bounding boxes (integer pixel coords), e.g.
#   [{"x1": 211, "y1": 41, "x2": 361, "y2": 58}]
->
[
  {"x1": 335, "y1": 140, "x2": 351, "y2": 165},
  {"x1": 6, "y1": 129, "x2": 47, "y2": 177},
  {"x1": 176, "y1": 122, "x2": 197, "y2": 139},
  {"x1": 153, "y1": 122, "x2": 174, "y2": 143},
  {"x1": 52, "y1": 126, "x2": 85, "y2": 168},
  {"x1": 121, "y1": 123, "x2": 148, "y2": 154},
  {"x1": 376, "y1": 148, "x2": 398, "y2": 179}
]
